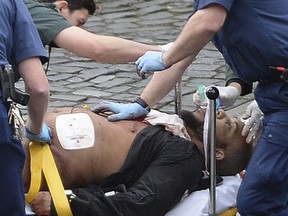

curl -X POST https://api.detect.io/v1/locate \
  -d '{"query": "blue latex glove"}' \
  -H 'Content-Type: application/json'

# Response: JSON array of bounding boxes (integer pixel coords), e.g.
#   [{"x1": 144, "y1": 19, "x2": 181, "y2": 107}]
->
[
  {"x1": 135, "y1": 51, "x2": 167, "y2": 79},
  {"x1": 91, "y1": 101, "x2": 149, "y2": 121},
  {"x1": 25, "y1": 123, "x2": 52, "y2": 144}
]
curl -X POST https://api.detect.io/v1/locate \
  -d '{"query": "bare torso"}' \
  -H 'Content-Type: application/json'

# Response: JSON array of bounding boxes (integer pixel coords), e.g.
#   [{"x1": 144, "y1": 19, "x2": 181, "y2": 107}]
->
[{"x1": 23, "y1": 107, "x2": 148, "y2": 191}]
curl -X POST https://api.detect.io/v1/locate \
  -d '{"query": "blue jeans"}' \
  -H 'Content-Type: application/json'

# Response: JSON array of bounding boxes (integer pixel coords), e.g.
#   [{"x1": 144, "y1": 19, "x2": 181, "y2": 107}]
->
[{"x1": 237, "y1": 81, "x2": 288, "y2": 215}]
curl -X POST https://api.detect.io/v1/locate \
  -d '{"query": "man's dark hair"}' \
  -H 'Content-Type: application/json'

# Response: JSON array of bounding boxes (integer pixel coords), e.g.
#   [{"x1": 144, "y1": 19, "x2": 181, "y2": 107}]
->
[{"x1": 39, "y1": 0, "x2": 96, "y2": 15}]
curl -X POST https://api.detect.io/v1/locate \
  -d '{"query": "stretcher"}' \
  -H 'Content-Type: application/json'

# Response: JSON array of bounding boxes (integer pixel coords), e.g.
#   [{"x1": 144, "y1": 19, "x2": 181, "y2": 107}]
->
[
  {"x1": 165, "y1": 175, "x2": 241, "y2": 216},
  {"x1": 25, "y1": 175, "x2": 241, "y2": 216}
]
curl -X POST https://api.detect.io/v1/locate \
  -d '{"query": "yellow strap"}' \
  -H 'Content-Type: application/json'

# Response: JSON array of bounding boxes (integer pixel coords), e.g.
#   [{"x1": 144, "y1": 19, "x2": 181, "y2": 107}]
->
[
  {"x1": 26, "y1": 141, "x2": 73, "y2": 216},
  {"x1": 42, "y1": 144, "x2": 73, "y2": 216},
  {"x1": 25, "y1": 142, "x2": 43, "y2": 203},
  {"x1": 218, "y1": 207, "x2": 238, "y2": 216}
]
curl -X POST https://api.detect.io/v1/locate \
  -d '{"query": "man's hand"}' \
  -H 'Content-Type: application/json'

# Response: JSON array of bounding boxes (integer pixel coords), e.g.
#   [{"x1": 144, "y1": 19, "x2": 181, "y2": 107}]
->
[
  {"x1": 193, "y1": 85, "x2": 240, "y2": 108},
  {"x1": 135, "y1": 51, "x2": 167, "y2": 79},
  {"x1": 91, "y1": 102, "x2": 149, "y2": 121},
  {"x1": 25, "y1": 123, "x2": 52, "y2": 144},
  {"x1": 241, "y1": 100, "x2": 263, "y2": 143},
  {"x1": 29, "y1": 191, "x2": 51, "y2": 216}
]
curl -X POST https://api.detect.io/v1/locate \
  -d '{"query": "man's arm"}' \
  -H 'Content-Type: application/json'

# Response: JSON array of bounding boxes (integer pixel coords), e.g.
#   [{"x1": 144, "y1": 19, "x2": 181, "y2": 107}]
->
[
  {"x1": 13, "y1": 0, "x2": 51, "y2": 143},
  {"x1": 54, "y1": 26, "x2": 161, "y2": 64},
  {"x1": 141, "y1": 56, "x2": 194, "y2": 107},
  {"x1": 192, "y1": 64, "x2": 249, "y2": 109},
  {"x1": 19, "y1": 57, "x2": 49, "y2": 134},
  {"x1": 25, "y1": 0, "x2": 160, "y2": 64},
  {"x1": 135, "y1": 4, "x2": 227, "y2": 76},
  {"x1": 163, "y1": 4, "x2": 227, "y2": 68},
  {"x1": 91, "y1": 56, "x2": 193, "y2": 121},
  {"x1": 93, "y1": 3, "x2": 229, "y2": 117}
]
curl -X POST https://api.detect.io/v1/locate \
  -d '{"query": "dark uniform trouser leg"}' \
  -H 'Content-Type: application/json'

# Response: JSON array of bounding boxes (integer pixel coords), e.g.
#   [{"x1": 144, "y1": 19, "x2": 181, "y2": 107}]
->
[{"x1": 0, "y1": 93, "x2": 25, "y2": 216}]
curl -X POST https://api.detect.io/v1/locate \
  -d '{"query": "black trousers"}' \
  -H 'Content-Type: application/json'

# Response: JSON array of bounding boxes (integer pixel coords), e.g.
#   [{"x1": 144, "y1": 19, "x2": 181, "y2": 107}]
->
[{"x1": 67, "y1": 126, "x2": 204, "y2": 216}]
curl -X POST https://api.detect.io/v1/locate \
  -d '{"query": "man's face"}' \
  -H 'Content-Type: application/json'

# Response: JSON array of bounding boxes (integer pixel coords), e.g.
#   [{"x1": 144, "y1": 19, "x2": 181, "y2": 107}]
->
[
  {"x1": 182, "y1": 108, "x2": 254, "y2": 175},
  {"x1": 181, "y1": 109, "x2": 247, "y2": 151},
  {"x1": 60, "y1": 7, "x2": 89, "y2": 27}
]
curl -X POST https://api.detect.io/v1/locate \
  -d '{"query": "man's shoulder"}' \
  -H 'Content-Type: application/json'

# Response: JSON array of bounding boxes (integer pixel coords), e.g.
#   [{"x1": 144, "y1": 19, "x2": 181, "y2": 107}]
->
[
  {"x1": 24, "y1": 0, "x2": 57, "y2": 16},
  {"x1": 23, "y1": 0, "x2": 71, "y2": 46},
  {"x1": 23, "y1": 0, "x2": 43, "y2": 9}
]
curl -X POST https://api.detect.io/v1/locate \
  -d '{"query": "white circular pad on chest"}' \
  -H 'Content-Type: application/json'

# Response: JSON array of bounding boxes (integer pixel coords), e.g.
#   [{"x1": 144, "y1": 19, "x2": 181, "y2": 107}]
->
[{"x1": 55, "y1": 113, "x2": 95, "y2": 150}]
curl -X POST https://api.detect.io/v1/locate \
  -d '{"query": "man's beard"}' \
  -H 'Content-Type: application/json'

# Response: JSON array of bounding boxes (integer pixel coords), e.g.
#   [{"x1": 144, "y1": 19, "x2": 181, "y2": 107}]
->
[{"x1": 180, "y1": 110, "x2": 204, "y2": 140}]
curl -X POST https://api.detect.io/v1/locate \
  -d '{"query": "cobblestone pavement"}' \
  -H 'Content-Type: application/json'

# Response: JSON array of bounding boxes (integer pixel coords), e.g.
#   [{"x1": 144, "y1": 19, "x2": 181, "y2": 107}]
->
[{"x1": 17, "y1": 0, "x2": 253, "y2": 117}]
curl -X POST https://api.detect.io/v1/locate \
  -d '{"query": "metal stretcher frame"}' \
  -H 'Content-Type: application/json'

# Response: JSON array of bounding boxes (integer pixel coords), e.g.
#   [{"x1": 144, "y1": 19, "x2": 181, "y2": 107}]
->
[
  {"x1": 174, "y1": 83, "x2": 238, "y2": 216},
  {"x1": 206, "y1": 86, "x2": 219, "y2": 216}
]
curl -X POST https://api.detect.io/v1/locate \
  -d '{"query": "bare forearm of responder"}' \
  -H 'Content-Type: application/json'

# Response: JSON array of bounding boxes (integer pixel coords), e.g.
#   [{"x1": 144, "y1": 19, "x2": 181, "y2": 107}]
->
[
  {"x1": 54, "y1": 26, "x2": 161, "y2": 64},
  {"x1": 18, "y1": 57, "x2": 49, "y2": 134},
  {"x1": 163, "y1": 4, "x2": 227, "y2": 67},
  {"x1": 140, "y1": 56, "x2": 194, "y2": 107}
]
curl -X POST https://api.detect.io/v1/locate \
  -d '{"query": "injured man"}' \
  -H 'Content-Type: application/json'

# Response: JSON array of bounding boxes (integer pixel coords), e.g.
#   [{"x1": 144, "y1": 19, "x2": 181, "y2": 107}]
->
[{"x1": 22, "y1": 107, "x2": 254, "y2": 216}]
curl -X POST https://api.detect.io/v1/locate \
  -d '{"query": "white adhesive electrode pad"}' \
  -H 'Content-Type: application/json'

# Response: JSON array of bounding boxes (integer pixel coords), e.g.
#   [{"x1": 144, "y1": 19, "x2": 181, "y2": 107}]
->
[{"x1": 55, "y1": 113, "x2": 95, "y2": 150}]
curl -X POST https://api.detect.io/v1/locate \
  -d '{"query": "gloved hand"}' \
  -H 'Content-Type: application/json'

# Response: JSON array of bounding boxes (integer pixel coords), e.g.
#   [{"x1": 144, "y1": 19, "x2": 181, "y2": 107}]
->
[
  {"x1": 193, "y1": 85, "x2": 240, "y2": 108},
  {"x1": 91, "y1": 102, "x2": 149, "y2": 121},
  {"x1": 241, "y1": 100, "x2": 263, "y2": 143},
  {"x1": 135, "y1": 51, "x2": 167, "y2": 79},
  {"x1": 215, "y1": 86, "x2": 240, "y2": 107},
  {"x1": 25, "y1": 123, "x2": 52, "y2": 144}
]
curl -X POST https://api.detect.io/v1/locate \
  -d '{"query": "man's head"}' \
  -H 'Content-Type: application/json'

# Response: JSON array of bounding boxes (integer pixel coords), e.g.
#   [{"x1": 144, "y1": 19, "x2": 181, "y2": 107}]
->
[
  {"x1": 41, "y1": 0, "x2": 96, "y2": 27},
  {"x1": 181, "y1": 109, "x2": 254, "y2": 176}
]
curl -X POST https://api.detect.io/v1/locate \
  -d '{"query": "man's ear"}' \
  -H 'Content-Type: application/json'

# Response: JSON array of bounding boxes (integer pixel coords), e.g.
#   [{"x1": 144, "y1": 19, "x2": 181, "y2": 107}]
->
[
  {"x1": 55, "y1": 1, "x2": 68, "y2": 11},
  {"x1": 216, "y1": 148, "x2": 224, "y2": 161}
]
